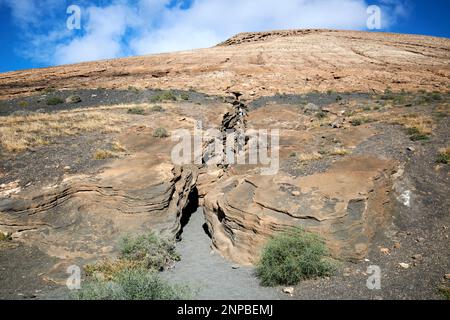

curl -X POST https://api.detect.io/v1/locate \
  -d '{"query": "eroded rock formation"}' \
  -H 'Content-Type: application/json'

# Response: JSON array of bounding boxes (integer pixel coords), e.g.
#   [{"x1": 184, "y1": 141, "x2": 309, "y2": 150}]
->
[{"x1": 202, "y1": 156, "x2": 399, "y2": 265}]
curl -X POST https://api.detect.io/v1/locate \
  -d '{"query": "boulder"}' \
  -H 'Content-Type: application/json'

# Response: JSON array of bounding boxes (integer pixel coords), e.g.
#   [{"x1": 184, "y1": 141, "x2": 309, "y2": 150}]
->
[{"x1": 65, "y1": 95, "x2": 82, "y2": 104}]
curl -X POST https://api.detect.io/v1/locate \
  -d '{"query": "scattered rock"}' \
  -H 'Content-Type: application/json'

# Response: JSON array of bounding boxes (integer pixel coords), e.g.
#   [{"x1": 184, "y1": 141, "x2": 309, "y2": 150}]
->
[
  {"x1": 331, "y1": 118, "x2": 344, "y2": 128},
  {"x1": 304, "y1": 103, "x2": 321, "y2": 112},
  {"x1": 291, "y1": 191, "x2": 300, "y2": 196},
  {"x1": 63, "y1": 166, "x2": 71, "y2": 172},
  {"x1": 399, "y1": 263, "x2": 410, "y2": 269},
  {"x1": 416, "y1": 237, "x2": 426, "y2": 243},
  {"x1": 380, "y1": 248, "x2": 390, "y2": 255},
  {"x1": 343, "y1": 268, "x2": 351, "y2": 277},
  {"x1": 412, "y1": 254, "x2": 423, "y2": 261},
  {"x1": 231, "y1": 265, "x2": 240, "y2": 270},
  {"x1": 393, "y1": 242, "x2": 401, "y2": 249},
  {"x1": 65, "y1": 95, "x2": 82, "y2": 104},
  {"x1": 282, "y1": 287, "x2": 294, "y2": 295},
  {"x1": 444, "y1": 274, "x2": 450, "y2": 280},
  {"x1": 406, "y1": 146, "x2": 415, "y2": 152}
]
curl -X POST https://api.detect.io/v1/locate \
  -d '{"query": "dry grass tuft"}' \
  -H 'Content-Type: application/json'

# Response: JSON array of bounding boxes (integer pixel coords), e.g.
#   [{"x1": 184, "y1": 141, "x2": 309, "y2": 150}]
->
[
  {"x1": 330, "y1": 148, "x2": 350, "y2": 156},
  {"x1": 0, "y1": 110, "x2": 125, "y2": 153},
  {"x1": 93, "y1": 149, "x2": 116, "y2": 160},
  {"x1": 297, "y1": 152, "x2": 323, "y2": 163},
  {"x1": 84, "y1": 259, "x2": 142, "y2": 281},
  {"x1": 436, "y1": 147, "x2": 450, "y2": 164},
  {"x1": 111, "y1": 141, "x2": 126, "y2": 153}
]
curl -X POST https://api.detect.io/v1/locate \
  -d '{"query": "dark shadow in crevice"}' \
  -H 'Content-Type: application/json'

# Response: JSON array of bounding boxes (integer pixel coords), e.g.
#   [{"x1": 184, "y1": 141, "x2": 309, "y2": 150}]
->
[
  {"x1": 176, "y1": 187, "x2": 199, "y2": 241},
  {"x1": 202, "y1": 222, "x2": 212, "y2": 239}
]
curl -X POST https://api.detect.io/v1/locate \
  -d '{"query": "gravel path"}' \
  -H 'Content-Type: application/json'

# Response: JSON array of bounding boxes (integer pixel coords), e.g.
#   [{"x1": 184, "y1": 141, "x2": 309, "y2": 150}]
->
[{"x1": 162, "y1": 208, "x2": 286, "y2": 300}]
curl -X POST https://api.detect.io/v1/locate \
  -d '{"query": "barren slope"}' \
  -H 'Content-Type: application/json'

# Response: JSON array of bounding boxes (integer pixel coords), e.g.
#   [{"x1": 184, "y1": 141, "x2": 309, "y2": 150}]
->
[{"x1": 0, "y1": 29, "x2": 449, "y2": 100}]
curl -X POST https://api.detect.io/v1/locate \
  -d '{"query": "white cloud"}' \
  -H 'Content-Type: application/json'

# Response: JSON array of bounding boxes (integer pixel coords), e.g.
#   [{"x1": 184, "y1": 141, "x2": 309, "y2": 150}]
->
[
  {"x1": 54, "y1": 4, "x2": 139, "y2": 64},
  {"x1": 0, "y1": 0, "x2": 410, "y2": 66}
]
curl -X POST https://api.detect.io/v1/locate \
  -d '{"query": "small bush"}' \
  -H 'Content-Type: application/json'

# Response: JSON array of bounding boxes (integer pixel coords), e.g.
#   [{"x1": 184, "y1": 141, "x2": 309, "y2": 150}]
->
[
  {"x1": 315, "y1": 111, "x2": 327, "y2": 119},
  {"x1": 160, "y1": 91, "x2": 177, "y2": 101},
  {"x1": 18, "y1": 101, "x2": 29, "y2": 107},
  {"x1": 127, "y1": 107, "x2": 145, "y2": 115},
  {"x1": 428, "y1": 92, "x2": 442, "y2": 101},
  {"x1": 335, "y1": 95, "x2": 343, "y2": 102},
  {"x1": 256, "y1": 227, "x2": 335, "y2": 286},
  {"x1": 85, "y1": 259, "x2": 143, "y2": 281},
  {"x1": 351, "y1": 117, "x2": 373, "y2": 126},
  {"x1": 150, "y1": 91, "x2": 177, "y2": 103},
  {"x1": 118, "y1": 232, "x2": 180, "y2": 271},
  {"x1": 410, "y1": 134, "x2": 430, "y2": 141},
  {"x1": 436, "y1": 147, "x2": 450, "y2": 164},
  {"x1": 0, "y1": 232, "x2": 12, "y2": 242},
  {"x1": 75, "y1": 268, "x2": 191, "y2": 300},
  {"x1": 94, "y1": 150, "x2": 115, "y2": 160},
  {"x1": 128, "y1": 86, "x2": 140, "y2": 93},
  {"x1": 46, "y1": 97, "x2": 64, "y2": 105},
  {"x1": 111, "y1": 142, "x2": 126, "y2": 153},
  {"x1": 407, "y1": 127, "x2": 430, "y2": 141},
  {"x1": 44, "y1": 87, "x2": 56, "y2": 94},
  {"x1": 153, "y1": 127, "x2": 169, "y2": 138},
  {"x1": 180, "y1": 93, "x2": 190, "y2": 101},
  {"x1": 151, "y1": 105, "x2": 164, "y2": 112},
  {"x1": 438, "y1": 286, "x2": 450, "y2": 300}
]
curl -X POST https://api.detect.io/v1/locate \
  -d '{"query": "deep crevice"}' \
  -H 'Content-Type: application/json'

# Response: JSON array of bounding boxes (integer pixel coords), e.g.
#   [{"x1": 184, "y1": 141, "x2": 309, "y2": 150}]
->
[{"x1": 176, "y1": 186, "x2": 199, "y2": 240}]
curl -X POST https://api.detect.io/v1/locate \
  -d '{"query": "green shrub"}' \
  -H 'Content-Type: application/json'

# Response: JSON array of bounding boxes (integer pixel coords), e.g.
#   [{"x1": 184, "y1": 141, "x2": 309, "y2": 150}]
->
[
  {"x1": 180, "y1": 93, "x2": 190, "y2": 101},
  {"x1": 44, "y1": 87, "x2": 56, "y2": 94},
  {"x1": 153, "y1": 127, "x2": 169, "y2": 138},
  {"x1": 256, "y1": 227, "x2": 336, "y2": 286},
  {"x1": 0, "y1": 232, "x2": 12, "y2": 242},
  {"x1": 438, "y1": 286, "x2": 450, "y2": 300},
  {"x1": 315, "y1": 111, "x2": 327, "y2": 119},
  {"x1": 161, "y1": 91, "x2": 177, "y2": 101},
  {"x1": 150, "y1": 91, "x2": 177, "y2": 103},
  {"x1": 336, "y1": 95, "x2": 342, "y2": 102},
  {"x1": 151, "y1": 105, "x2": 164, "y2": 112},
  {"x1": 18, "y1": 101, "x2": 29, "y2": 107},
  {"x1": 428, "y1": 91, "x2": 442, "y2": 101},
  {"x1": 407, "y1": 127, "x2": 430, "y2": 141},
  {"x1": 118, "y1": 232, "x2": 180, "y2": 271},
  {"x1": 351, "y1": 117, "x2": 373, "y2": 126},
  {"x1": 127, "y1": 107, "x2": 145, "y2": 115},
  {"x1": 46, "y1": 97, "x2": 64, "y2": 105},
  {"x1": 436, "y1": 148, "x2": 450, "y2": 164},
  {"x1": 410, "y1": 134, "x2": 430, "y2": 141},
  {"x1": 74, "y1": 268, "x2": 191, "y2": 300},
  {"x1": 128, "y1": 86, "x2": 140, "y2": 93}
]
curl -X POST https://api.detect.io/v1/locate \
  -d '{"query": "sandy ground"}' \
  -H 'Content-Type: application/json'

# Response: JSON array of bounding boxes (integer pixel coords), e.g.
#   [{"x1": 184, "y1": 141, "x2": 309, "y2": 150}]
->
[{"x1": 162, "y1": 208, "x2": 287, "y2": 300}]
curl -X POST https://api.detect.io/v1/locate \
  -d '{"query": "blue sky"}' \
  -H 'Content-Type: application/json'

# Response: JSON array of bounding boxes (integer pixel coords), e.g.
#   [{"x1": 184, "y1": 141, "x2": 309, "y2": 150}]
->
[{"x1": 0, "y1": 0, "x2": 449, "y2": 73}]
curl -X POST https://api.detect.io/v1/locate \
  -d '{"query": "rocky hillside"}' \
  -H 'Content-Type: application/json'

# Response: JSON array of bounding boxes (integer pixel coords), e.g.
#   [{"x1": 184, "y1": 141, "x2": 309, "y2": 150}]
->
[
  {"x1": 0, "y1": 30, "x2": 449, "y2": 100},
  {"x1": 0, "y1": 30, "x2": 449, "y2": 300}
]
